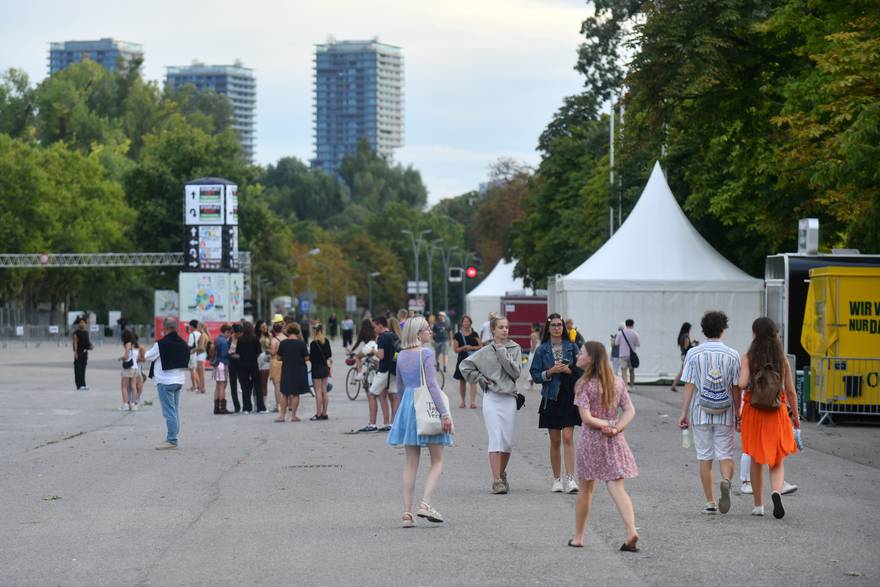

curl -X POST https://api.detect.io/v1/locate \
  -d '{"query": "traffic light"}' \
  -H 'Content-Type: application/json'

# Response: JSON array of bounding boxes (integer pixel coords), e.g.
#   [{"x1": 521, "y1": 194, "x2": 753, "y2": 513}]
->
[{"x1": 466, "y1": 266, "x2": 478, "y2": 279}]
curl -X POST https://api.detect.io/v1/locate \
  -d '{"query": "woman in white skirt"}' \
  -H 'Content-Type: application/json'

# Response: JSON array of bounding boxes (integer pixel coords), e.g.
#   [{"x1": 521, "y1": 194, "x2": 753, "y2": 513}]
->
[{"x1": 460, "y1": 314, "x2": 522, "y2": 494}]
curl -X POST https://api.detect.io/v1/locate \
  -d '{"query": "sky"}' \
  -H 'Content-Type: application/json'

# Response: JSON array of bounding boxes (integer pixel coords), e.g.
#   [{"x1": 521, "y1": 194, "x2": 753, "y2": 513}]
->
[{"x1": 1, "y1": 0, "x2": 592, "y2": 205}]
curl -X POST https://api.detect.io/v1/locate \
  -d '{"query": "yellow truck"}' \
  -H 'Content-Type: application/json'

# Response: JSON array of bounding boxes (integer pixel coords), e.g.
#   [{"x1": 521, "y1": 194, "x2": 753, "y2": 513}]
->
[{"x1": 801, "y1": 266, "x2": 880, "y2": 424}]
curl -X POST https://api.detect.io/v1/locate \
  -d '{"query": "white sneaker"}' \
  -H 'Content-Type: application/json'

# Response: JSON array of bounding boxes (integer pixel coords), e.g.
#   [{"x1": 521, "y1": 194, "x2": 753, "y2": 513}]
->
[
  {"x1": 130, "y1": 403, "x2": 139, "y2": 411},
  {"x1": 741, "y1": 481, "x2": 753, "y2": 494},
  {"x1": 565, "y1": 476, "x2": 579, "y2": 494},
  {"x1": 781, "y1": 481, "x2": 798, "y2": 495},
  {"x1": 119, "y1": 404, "x2": 129, "y2": 411},
  {"x1": 751, "y1": 505, "x2": 764, "y2": 516},
  {"x1": 551, "y1": 478, "x2": 563, "y2": 493}
]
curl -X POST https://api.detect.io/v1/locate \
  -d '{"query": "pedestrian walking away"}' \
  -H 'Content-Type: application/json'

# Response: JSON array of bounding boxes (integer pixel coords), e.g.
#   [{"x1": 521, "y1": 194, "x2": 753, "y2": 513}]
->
[
  {"x1": 309, "y1": 323, "x2": 332, "y2": 420},
  {"x1": 530, "y1": 313, "x2": 582, "y2": 494},
  {"x1": 460, "y1": 313, "x2": 522, "y2": 495},
  {"x1": 212, "y1": 324, "x2": 233, "y2": 414},
  {"x1": 386, "y1": 317, "x2": 453, "y2": 527},
  {"x1": 72, "y1": 316, "x2": 92, "y2": 390},
  {"x1": 327, "y1": 313, "x2": 338, "y2": 340},
  {"x1": 367, "y1": 316, "x2": 395, "y2": 431},
  {"x1": 738, "y1": 317, "x2": 800, "y2": 519},
  {"x1": 569, "y1": 341, "x2": 639, "y2": 551},
  {"x1": 236, "y1": 321, "x2": 266, "y2": 413},
  {"x1": 679, "y1": 311, "x2": 741, "y2": 515},
  {"x1": 275, "y1": 322, "x2": 310, "y2": 422},
  {"x1": 615, "y1": 319, "x2": 640, "y2": 388},
  {"x1": 119, "y1": 330, "x2": 139, "y2": 411},
  {"x1": 257, "y1": 320, "x2": 272, "y2": 406},
  {"x1": 144, "y1": 317, "x2": 190, "y2": 449},
  {"x1": 269, "y1": 315, "x2": 286, "y2": 413},
  {"x1": 452, "y1": 315, "x2": 481, "y2": 409},
  {"x1": 671, "y1": 322, "x2": 697, "y2": 392}
]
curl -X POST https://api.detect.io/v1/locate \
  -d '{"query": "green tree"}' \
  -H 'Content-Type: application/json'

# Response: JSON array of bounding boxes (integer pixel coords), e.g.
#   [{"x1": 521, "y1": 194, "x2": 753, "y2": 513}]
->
[{"x1": 0, "y1": 69, "x2": 35, "y2": 139}]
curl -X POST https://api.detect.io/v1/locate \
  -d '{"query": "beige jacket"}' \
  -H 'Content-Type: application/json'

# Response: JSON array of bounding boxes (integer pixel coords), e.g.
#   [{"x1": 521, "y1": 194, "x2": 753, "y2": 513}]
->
[{"x1": 459, "y1": 340, "x2": 522, "y2": 397}]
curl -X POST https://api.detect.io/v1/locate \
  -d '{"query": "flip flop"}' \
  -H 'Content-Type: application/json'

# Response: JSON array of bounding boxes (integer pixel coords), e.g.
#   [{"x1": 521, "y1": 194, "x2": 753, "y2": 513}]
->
[
  {"x1": 620, "y1": 537, "x2": 640, "y2": 552},
  {"x1": 567, "y1": 539, "x2": 583, "y2": 548}
]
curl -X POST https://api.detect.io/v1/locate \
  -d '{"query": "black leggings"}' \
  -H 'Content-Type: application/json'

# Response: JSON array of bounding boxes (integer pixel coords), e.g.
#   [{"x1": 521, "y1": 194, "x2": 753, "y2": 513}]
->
[
  {"x1": 228, "y1": 361, "x2": 240, "y2": 411},
  {"x1": 74, "y1": 353, "x2": 88, "y2": 388},
  {"x1": 238, "y1": 363, "x2": 264, "y2": 412},
  {"x1": 342, "y1": 330, "x2": 353, "y2": 347}
]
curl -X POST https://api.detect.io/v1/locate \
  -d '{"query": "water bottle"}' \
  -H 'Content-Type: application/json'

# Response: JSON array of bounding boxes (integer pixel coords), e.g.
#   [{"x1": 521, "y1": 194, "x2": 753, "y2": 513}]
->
[
  {"x1": 794, "y1": 428, "x2": 803, "y2": 450},
  {"x1": 681, "y1": 427, "x2": 691, "y2": 449}
]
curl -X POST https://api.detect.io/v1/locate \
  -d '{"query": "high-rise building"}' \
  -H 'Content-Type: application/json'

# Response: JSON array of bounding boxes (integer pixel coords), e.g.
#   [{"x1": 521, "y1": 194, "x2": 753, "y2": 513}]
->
[
  {"x1": 49, "y1": 38, "x2": 143, "y2": 75},
  {"x1": 312, "y1": 38, "x2": 404, "y2": 174},
  {"x1": 166, "y1": 62, "x2": 257, "y2": 162}
]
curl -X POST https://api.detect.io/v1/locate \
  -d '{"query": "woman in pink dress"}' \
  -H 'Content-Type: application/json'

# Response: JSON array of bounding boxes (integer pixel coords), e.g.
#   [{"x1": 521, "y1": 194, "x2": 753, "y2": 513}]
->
[{"x1": 569, "y1": 341, "x2": 639, "y2": 552}]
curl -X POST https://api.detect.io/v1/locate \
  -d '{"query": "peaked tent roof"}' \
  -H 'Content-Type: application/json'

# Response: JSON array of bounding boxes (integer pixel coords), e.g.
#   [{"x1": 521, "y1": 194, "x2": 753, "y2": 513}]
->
[
  {"x1": 467, "y1": 259, "x2": 525, "y2": 298},
  {"x1": 560, "y1": 161, "x2": 762, "y2": 291}
]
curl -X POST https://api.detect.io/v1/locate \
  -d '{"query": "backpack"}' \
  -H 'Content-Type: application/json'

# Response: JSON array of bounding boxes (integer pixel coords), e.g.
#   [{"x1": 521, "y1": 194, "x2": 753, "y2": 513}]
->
[
  {"x1": 750, "y1": 364, "x2": 782, "y2": 410},
  {"x1": 698, "y1": 365, "x2": 732, "y2": 415}
]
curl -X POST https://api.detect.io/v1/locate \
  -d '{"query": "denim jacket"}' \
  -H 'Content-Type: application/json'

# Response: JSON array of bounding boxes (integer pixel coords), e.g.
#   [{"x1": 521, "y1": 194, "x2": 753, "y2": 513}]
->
[{"x1": 529, "y1": 340, "x2": 581, "y2": 401}]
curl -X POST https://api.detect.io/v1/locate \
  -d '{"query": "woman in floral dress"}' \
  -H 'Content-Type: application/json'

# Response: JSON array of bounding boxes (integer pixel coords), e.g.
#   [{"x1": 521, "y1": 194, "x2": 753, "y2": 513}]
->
[{"x1": 569, "y1": 341, "x2": 639, "y2": 552}]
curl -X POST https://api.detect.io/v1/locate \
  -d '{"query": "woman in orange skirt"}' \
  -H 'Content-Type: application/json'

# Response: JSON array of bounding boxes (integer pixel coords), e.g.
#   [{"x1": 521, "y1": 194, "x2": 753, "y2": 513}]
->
[{"x1": 737, "y1": 317, "x2": 800, "y2": 519}]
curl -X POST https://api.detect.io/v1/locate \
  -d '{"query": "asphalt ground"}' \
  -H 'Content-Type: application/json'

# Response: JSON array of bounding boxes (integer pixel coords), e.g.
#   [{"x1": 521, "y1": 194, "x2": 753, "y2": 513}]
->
[{"x1": 1, "y1": 339, "x2": 878, "y2": 586}]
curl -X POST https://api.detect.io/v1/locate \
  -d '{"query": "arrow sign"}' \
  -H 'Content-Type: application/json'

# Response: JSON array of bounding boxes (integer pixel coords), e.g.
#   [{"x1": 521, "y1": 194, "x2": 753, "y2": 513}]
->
[
  {"x1": 188, "y1": 261, "x2": 198, "y2": 267},
  {"x1": 190, "y1": 227, "x2": 197, "y2": 236},
  {"x1": 189, "y1": 239, "x2": 198, "y2": 246}
]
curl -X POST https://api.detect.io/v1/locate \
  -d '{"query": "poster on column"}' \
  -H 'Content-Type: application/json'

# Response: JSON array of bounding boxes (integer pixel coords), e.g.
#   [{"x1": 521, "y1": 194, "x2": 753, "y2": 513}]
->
[
  {"x1": 179, "y1": 273, "x2": 244, "y2": 324},
  {"x1": 154, "y1": 290, "x2": 179, "y2": 335}
]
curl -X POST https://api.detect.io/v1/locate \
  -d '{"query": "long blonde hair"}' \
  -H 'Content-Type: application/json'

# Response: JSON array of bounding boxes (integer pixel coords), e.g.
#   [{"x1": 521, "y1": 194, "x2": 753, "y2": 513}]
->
[
  {"x1": 580, "y1": 341, "x2": 616, "y2": 410},
  {"x1": 313, "y1": 323, "x2": 326, "y2": 344}
]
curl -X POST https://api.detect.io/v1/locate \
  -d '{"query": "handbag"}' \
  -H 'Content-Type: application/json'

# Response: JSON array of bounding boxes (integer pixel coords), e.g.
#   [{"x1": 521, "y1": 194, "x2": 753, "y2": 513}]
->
[
  {"x1": 516, "y1": 392, "x2": 526, "y2": 410},
  {"x1": 620, "y1": 330, "x2": 640, "y2": 369},
  {"x1": 122, "y1": 358, "x2": 134, "y2": 369},
  {"x1": 414, "y1": 349, "x2": 451, "y2": 436}
]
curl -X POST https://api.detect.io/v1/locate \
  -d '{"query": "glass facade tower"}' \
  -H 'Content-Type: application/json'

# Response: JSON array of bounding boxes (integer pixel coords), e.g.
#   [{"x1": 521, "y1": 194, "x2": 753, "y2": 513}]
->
[
  {"x1": 312, "y1": 38, "x2": 404, "y2": 174},
  {"x1": 166, "y1": 62, "x2": 257, "y2": 162},
  {"x1": 48, "y1": 38, "x2": 143, "y2": 75}
]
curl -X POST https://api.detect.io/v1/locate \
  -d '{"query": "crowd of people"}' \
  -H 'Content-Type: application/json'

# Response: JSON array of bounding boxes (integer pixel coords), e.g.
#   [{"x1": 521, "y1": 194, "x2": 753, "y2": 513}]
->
[{"x1": 76, "y1": 305, "x2": 801, "y2": 546}]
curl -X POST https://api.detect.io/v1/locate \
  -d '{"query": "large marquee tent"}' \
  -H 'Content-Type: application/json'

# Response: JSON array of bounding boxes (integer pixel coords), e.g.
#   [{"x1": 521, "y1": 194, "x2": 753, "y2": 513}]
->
[{"x1": 551, "y1": 162, "x2": 764, "y2": 380}]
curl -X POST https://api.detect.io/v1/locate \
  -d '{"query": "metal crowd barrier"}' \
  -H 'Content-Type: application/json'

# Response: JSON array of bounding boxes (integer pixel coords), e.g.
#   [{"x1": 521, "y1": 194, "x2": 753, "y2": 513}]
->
[
  {"x1": 812, "y1": 356, "x2": 880, "y2": 425},
  {"x1": 0, "y1": 324, "x2": 153, "y2": 348}
]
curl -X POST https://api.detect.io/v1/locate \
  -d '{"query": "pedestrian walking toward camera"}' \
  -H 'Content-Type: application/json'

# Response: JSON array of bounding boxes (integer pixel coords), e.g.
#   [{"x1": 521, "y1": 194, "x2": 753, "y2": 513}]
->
[
  {"x1": 671, "y1": 322, "x2": 697, "y2": 392},
  {"x1": 144, "y1": 318, "x2": 190, "y2": 449},
  {"x1": 276, "y1": 323, "x2": 309, "y2": 422},
  {"x1": 460, "y1": 314, "x2": 522, "y2": 494},
  {"x1": 119, "y1": 330, "x2": 139, "y2": 411},
  {"x1": 328, "y1": 313, "x2": 338, "y2": 340},
  {"x1": 386, "y1": 316, "x2": 453, "y2": 527},
  {"x1": 738, "y1": 317, "x2": 800, "y2": 519},
  {"x1": 310, "y1": 324, "x2": 332, "y2": 420},
  {"x1": 341, "y1": 315, "x2": 354, "y2": 349},
  {"x1": 452, "y1": 315, "x2": 481, "y2": 408},
  {"x1": 568, "y1": 341, "x2": 639, "y2": 551},
  {"x1": 72, "y1": 316, "x2": 92, "y2": 390},
  {"x1": 432, "y1": 311, "x2": 451, "y2": 373},
  {"x1": 530, "y1": 314, "x2": 582, "y2": 494},
  {"x1": 237, "y1": 321, "x2": 266, "y2": 413},
  {"x1": 679, "y1": 311, "x2": 741, "y2": 515},
  {"x1": 212, "y1": 324, "x2": 232, "y2": 414},
  {"x1": 615, "y1": 319, "x2": 640, "y2": 388}
]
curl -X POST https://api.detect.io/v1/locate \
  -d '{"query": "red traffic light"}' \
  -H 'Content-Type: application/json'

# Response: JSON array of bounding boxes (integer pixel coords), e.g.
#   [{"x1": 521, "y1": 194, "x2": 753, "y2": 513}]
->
[{"x1": 465, "y1": 266, "x2": 478, "y2": 278}]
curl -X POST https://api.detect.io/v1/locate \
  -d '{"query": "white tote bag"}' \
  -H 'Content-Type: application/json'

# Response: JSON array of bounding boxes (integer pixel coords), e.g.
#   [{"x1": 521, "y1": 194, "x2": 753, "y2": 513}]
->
[{"x1": 414, "y1": 349, "x2": 450, "y2": 436}]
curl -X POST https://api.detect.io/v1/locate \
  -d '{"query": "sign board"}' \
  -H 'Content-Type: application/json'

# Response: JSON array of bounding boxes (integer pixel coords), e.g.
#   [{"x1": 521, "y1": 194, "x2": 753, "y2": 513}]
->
[
  {"x1": 48, "y1": 325, "x2": 59, "y2": 334},
  {"x1": 300, "y1": 299, "x2": 311, "y2": 314},
  {"x1": 15, "y1": 326, "x2": 24, "y2": 336},
  {"x1": 408, "y1": 298, "x2": 425, "y2": 312},
  {"x1": 505, "y1": 304, "x2": 516, "y2": 313},
  {"x1": 89, "y1": 324, "x2": 100, "y2": 333},
  {"x1": 448, "y1": 267, "x2": 463, "y2": 283},
  {"x1": 108, "y1": 311, "x2": 122, "y2": 327},
  {"x1": 184, "y1": 184, "x2": 225, "y2": 225},
  {"x1": 179, "y1": 272, "x2": 244, "y2": 323},
  {"x1": 225, "y1": 185, "x2": 239, "y2": 225},
  {"x1": 406, "y1": 280, "x2": 429, "y2": 294},
  {"x1": 183, "y1": 180, "x2": 239, "y2": 271},
  {"x1": 345, "y1": 295, "x2": 357, "y2": 312}
]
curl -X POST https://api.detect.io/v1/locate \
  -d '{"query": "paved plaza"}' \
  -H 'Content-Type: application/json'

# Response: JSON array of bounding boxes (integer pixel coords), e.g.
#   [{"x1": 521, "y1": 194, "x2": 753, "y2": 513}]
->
[{"x1": 1, "y1": 339, "x2": 878, "y2": 586}]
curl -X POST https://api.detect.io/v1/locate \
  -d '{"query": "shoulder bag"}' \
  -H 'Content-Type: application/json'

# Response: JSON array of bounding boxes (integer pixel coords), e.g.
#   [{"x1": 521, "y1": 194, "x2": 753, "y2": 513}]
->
[
  {"x1": 620, "y1": 330, "x2": 640, "y2": 369},
  {"x1": 414, "y1": 349, "x2": 452, "y2": 436}
]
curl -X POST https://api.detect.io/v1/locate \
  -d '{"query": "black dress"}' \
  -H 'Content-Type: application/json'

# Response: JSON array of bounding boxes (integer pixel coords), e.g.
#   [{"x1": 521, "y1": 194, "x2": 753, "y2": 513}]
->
[
  {"x1": 453, "y1": 330, "x2": 480, "y2": 381},
  {"x1": 538, "y1": 372, "x2": 581, "y2": 429},
  {"x1": 309, "y1": 339, "x2": 332, "y2": 379},
  {"x1": 278, "y1": 339, "x2": 310, "y2": 396}
]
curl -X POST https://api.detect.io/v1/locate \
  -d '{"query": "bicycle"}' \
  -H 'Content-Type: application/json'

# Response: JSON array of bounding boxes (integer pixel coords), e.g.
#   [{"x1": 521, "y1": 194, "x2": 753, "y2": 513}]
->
[{"x1": 345, "y1": 355, "x2": 377, "y2": 400}]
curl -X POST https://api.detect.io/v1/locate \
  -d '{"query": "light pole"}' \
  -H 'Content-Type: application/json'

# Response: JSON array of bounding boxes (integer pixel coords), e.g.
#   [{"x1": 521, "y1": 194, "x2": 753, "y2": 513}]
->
[
  {"x1": 425, "y1": 238, "x2": 445, "y2": 316},
  {"x1": 401, "y1": 229, "x2": 431, "y2": 311},
  {"x1": 367, "y1": 271, "x2": 381, "y2": 317},
  {"x1": 434, "y1": 244, "x2": 458, "y2": 315}
]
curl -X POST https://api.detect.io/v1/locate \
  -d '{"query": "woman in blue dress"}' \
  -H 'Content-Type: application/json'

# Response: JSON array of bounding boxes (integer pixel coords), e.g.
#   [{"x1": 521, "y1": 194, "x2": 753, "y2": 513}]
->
[{"x1": 386, "y1": 316, "x2": 454, "y2": 527}]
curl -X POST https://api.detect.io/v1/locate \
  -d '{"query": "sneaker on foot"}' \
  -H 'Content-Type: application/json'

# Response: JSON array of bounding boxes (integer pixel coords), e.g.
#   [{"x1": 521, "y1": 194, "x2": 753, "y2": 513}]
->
[
  {"x1": 551, "y1": 478, "x2": 563, "y2": 493},
  {"x1": 358, "y1": 424, "x2": 377, "y2": 432},
  {"x1": 492, "y1": 479, "x2": 508, "y2": 494},
  {"x1": 82, "y1": 386, "x2": 90, "y2": 390},
  {"x1": 258, "y1": 409, "x2": 269, "y2": 414},
  {"x1": 565, "y1": 476, "x2": 579, "y2": 494},
  {"x1": 719, "y1": 478, "x2": 731, "y2": 514},
  {"x1": 155, "y1": 442, "x2": 177, "y2": 450},
  {"x1": 119, "y1": 404, "x2": 129, "y2": 411},
  {"x1": 702, "y1": 501, "x2": 718, "y2": 515},
  {"x1": 130, "y1": 403, "x2": 139, "y2": 411},
  {"x1": 780, "y1": 481, "x2": 798, "y2": 495},
  {"x1": 771, "y1": 491, "x2": 785, "y2": 519},
  {"x1": 741, "y1": 481, "x2": 753, "y2": 494},
  {"x1": 751, "y1": 505, "x2": 764, "y2": 516}
]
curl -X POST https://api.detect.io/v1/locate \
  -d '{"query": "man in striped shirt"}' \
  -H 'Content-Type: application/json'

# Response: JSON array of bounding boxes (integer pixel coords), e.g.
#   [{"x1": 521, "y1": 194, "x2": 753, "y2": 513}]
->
[{"x1": 679, "y1": 311, "x2": 742, "y2": 515}]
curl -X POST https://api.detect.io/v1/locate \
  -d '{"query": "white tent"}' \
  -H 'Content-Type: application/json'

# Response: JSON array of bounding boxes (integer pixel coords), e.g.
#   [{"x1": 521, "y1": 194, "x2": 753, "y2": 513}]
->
[
  {"x1": 553, "y1": 161, "x2": 764, "y2": 379},
  {"x1": 466, "y1": 258, "x2": 525, "y2": 324}
]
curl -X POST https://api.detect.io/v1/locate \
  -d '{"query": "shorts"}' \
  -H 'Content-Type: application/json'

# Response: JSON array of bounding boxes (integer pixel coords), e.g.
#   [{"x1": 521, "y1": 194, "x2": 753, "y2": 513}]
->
[
  {"x1": 369, "y1": 371, "x2": 396, "y2": 396},
  {"x1": 214, "y1": 362, "x2": 228, "y2": 382},
  {"x1": 188, "y1": 355, "x2": 197, "y2": 369},
  {"x1": 620, "y1": 356, "x2": 632, "y2": 370},
  {"x1": 121, "y1": 367, "x2": 139, "y2": 378},
  {"x1": 693, "y1": 424, "x2": 735, "y2": 461},
  {"x1": 258, "y1": 352, "x2": 270, "y2": 371},
  {"x1": 434, "y1": 341, "x2": 448, "y2": 355}
]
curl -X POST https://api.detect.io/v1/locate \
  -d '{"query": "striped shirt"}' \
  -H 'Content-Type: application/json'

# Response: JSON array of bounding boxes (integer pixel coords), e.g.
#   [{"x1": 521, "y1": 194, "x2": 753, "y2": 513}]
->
[{"x1": 681, "y1": 340, "x2": 740, "y2": 426}]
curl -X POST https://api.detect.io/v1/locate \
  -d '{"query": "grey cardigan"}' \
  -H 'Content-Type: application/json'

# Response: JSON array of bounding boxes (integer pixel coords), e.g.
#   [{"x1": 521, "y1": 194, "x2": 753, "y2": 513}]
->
[{"x1": 459, "y1": 340, "x2": 522, "y2": 397}]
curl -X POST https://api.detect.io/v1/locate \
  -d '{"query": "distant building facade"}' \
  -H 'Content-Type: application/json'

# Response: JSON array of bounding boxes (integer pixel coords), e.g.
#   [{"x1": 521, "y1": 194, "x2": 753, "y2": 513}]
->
[
  {"x1": 49, "y1": 38, "x2": 143, "y2": 75},
  {"x1": 166, "y1": 62, "x2": 257, "y2": 162},
  {"x1": 312, "y1": 38, "x2": 404, "y2": 174}
]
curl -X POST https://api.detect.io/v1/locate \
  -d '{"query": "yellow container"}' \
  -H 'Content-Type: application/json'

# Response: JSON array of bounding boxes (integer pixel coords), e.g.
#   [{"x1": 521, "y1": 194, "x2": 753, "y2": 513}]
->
[{"x1": 802, "y1": 267, "x2": 880, "y2": 409}]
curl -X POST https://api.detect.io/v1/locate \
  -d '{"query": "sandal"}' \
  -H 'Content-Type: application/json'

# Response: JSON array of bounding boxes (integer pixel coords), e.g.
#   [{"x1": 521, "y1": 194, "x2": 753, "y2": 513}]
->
[
  {"x1": 567, "y1": 539, "x2": 583, "y2": 548},
  {"x1": 402, "y1": 512, "x2": 415, "y2": 528},
  {"x1": 309, "y1": 415, "x2": 320, "y2": 421},
  {"x1": 417, "y1": 501, "x2": 444, "y2": 523},
  {"x1": 620, "y1": 535, "x2": 640, "y2": 552}
]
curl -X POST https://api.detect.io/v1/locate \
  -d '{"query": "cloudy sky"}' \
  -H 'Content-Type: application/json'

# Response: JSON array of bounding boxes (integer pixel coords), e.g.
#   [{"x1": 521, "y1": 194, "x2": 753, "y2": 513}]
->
[{"x1": 1, "y1": 0, "x2": 592, "y2": 204}]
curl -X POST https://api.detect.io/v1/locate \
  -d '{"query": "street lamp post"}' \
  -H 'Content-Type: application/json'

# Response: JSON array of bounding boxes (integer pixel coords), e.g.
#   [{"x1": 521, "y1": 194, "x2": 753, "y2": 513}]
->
[
  {"x1": 401, "y1": 229, "x2": 431, "y2": 312},
  {"x1": 367, "y1": 271, "x2": 381, "y2": 316},
  {"x1": 425, "y1": 238, "x2": 446, "y2": 316},
  {"x1": 434, "y1": 244, "x2": 458, "y2": 315}
]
